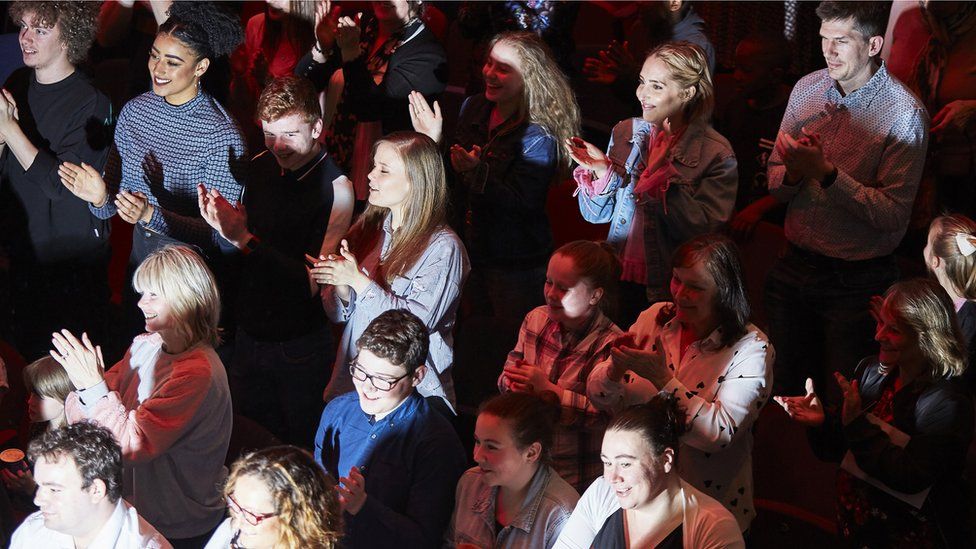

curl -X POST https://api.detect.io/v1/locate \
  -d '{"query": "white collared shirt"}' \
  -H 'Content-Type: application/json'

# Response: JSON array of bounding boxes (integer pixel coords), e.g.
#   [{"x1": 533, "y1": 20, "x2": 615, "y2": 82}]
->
[{"x1": 10, "y1": 499, "x2": 171, "y2": 549}]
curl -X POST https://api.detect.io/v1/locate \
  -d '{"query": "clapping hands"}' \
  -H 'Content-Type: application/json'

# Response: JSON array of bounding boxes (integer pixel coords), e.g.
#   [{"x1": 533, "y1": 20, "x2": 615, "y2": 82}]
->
[{"x1": 408, "y1": 91, "x2": 442, "y2": 143}]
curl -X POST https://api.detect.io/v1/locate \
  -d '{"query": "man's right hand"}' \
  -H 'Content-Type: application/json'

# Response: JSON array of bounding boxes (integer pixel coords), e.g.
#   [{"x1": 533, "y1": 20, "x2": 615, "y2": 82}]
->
[{"x1": 58, "y1": 162, "x2": 109, "y2": 206}]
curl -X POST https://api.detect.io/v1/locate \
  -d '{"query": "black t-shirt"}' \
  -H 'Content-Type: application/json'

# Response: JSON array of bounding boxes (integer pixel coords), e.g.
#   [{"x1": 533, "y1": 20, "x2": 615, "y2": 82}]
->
[
  {"x1": 236, "y1": 149, "x2": 343, "y2": 341},
  {"x1": 591, "y1": 508, "x2": 683, "y2": 549},
  {"x1": 0, "y1": 68, "x2": 113, "y2": 265}
]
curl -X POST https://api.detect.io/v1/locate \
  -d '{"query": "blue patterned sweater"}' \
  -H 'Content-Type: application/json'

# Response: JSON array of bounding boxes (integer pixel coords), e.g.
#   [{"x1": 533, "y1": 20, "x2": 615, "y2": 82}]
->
[{"x1": 91, "y1": 91, "x2": 247, "y2": 249}]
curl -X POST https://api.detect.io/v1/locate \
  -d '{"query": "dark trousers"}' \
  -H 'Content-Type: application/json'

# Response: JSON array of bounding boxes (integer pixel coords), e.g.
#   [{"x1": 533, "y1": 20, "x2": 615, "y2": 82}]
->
[
  {"x1": 764, "y1": 246, "x2": 897, "y2": 411},
  {"x1": 230, "y1": 325, "x2": 333, "y2": 448}
]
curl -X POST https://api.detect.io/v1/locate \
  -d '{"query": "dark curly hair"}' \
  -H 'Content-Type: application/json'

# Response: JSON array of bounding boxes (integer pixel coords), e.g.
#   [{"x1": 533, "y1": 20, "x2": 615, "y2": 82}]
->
[
  {"x1": 356, "y1": 309, "x2": 429, "y2": 375},
  {"x1": 607, "y1": 391, "x2": 687, "y2": 461},
  {"x1": 9, "y1": 1, "x2": 100, "y2": 65},
  {"x1": 225, "y1": 446, "x2": 342, "y2": 549},
  {"x1": 27, "y1": 422, "x2": 123, "y2": 504},
  {"x1": 159, "y1": 1, "x2": 243, "y2": 61}
]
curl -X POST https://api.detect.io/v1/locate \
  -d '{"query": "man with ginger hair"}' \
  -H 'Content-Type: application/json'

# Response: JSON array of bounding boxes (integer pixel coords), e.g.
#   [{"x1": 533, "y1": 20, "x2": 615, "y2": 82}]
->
[{"x1": 199, "y1": 75, "x2": 353, "y2": 446}]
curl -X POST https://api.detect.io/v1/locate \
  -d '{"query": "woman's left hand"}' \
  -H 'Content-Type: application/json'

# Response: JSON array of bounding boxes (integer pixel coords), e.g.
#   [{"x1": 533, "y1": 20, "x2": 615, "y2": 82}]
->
[
  {"x1": 646, "y1": 119, "x2": 675, "y2": 174},
  {"x1": 50, "y1": 330, "x2": 105, "y2": 390},
  {"x1": 835, "y1": 371, "x2": 862, "y2": 426},
  {"x1": 115, "y1": 190, "x2": 152, "y2": 225},
  {"x1": 611, "y1": 336, "x2": 671, "y2": 388},
  {"x1": 314, "y1": 240, "x2": 370, "y2": 293}
]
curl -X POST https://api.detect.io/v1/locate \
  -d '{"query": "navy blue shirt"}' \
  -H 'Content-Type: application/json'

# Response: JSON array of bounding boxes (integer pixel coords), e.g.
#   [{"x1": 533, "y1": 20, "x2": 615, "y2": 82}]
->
[{"x1": 314, "y1": 391, "x2": 466, "y2": 548}]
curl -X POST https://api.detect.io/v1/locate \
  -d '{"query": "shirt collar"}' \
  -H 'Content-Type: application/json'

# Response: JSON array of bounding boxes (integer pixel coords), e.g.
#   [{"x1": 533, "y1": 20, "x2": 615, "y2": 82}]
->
[
  {"x1": 363, "y1": 391, "x2": 421, "y2": 425},
  {"x1": 471, "y1": 466, "x2": 553, "y2": 533},
  {"x1": 88, "y1": 500, "x2": 128, "y2": 548},
  {"x1": 663, "y1": 317, "x2": 724, "y2": 352},
  {"x1": 825, "y1": 61, "x2": 890, "y2": 108}
]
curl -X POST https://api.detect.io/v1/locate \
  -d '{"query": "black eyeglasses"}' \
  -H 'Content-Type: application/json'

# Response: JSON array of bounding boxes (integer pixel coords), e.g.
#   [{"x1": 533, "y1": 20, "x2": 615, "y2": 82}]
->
[
  {"x1": 227, "y1": 493, "x2": 277, "y2": 526},
  {"x1": 349, "y1": 360, "x2": 410, "y2": 392}
]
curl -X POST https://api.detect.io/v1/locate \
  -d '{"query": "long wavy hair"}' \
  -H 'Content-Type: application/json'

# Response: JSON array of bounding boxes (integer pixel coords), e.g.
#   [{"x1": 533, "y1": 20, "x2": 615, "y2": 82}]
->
[
  {"x1": 346, "y1": 132, "x2": 448, "y2": 283},
  {"x1": 224, "y1": 446, "x2": 341, "y2": 549},
  {"x1": 488, "y1": 32, "x2": 581, "y2": 171},
  {"x1": 884, "y1": 279, "x2": 967, "y2": 379}
]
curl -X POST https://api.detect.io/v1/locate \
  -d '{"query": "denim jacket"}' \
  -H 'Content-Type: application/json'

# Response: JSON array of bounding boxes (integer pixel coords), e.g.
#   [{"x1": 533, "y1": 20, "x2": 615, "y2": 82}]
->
[
  {"x1": 446, "y1": 465, "x2": 579, "y2": 549},
  {"x1": 576, "y1": 118, "x2": 737, "y2": 286},
  {"x1": 450, "y1": 94, "x2": 559, "y2": 268}
]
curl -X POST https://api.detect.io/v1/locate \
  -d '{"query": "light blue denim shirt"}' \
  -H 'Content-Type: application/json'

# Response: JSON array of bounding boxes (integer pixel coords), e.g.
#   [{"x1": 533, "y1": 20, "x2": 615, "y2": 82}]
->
[
  {"x1": 577, "y1": 118, "x2": 737, "y2": 288},
  {"x1": 322, "y1": 215, "x2": 470, "y2": 412},
  {"x1": 446, "y1": 465, "x2": 579, "y2": 549}
]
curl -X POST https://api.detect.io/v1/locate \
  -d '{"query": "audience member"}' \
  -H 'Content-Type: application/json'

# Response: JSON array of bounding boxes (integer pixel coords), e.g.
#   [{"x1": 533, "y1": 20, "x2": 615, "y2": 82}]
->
[
  {"x1": 922, "y1": 214, "x2": 976, "y2": 389},
  {"x1": 9, "y1": 422, "x2": 170, "y2": 549},
  {"x1": 777, "y1": 278, "x2": 973, "y2": 547},
  {"x1": 571, "y1": 42, "x2": 736, "y2": 326},
  {"x1": 413, "y1": 31, "x2": 580, "y2": 324},
  {"x1": 448, "y1": 391, "x2": 578, "y2": 549},
  {"x1": 588, "y1": 234, "x2": 773, "y2": 530},
  {"x1": 312, "y1": 132, "x2": 468, "y2": 413},
  {"x1": 200, "y1": 75, "x2": 353, "y2": 446},
  {"x1": 583, "y1": 1, "x2": 716, "y2": 99},
  {"x1": 716, "y1": 33, "x2": 792, "y2": 239},
  {"x1": 765, "y1": 1, "x2": 929, "y2": 407},
  {"x1": 0, "y1": 356, "x2": 73, "y2": 505},
  {"x1": 498, "y1": 240, "x2": 623, "y2": 491},
  {"x1": 95, "y1": 0, "x2": 172, "y2": 102},
  {"x1": 297, "y1": 0, "x2": 447, "y2": 198},
  {"x1": 553, "y1": 392, "x2": 744, "y2": 549},
  {"x1": 0, "y1": 1, "x2": 113, "y2": 361},
  {"x1": 230, "y1": 0, "x2": 315, "y2": 149},
  {"x1": 206, "y1": 445, "x2": 341, "y2": 549},
  {"x1": 457, "y1": 1, "x2": 580, "y2": 91},
  {"x1": 314, "y1": 309, "x2": 466, "y2": 548},
  {"x1": 56, "y1": 245, "x2": 232, "y2": 548}
]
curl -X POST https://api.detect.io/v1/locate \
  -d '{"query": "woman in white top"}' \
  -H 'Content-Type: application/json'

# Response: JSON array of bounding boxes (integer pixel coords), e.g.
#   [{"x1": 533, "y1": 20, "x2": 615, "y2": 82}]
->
[
  {"x1": 587, "y1": 234, "x2": 773, "y2": 531},
  {"x1": 554, "y1": 393, "x2": 743, "y2": 549}
]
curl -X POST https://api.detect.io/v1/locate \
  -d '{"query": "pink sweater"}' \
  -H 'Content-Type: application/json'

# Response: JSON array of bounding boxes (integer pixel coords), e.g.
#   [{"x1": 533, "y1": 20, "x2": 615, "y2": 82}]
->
[{"x1": 66, "y1": 333, "x2": 232, "y2": 539}]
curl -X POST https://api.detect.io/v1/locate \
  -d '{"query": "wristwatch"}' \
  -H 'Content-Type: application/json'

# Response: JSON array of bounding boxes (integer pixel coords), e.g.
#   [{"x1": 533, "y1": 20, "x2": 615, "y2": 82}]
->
[{"x1": 819, "y1": 166, "x2": 839, "y2": 189}]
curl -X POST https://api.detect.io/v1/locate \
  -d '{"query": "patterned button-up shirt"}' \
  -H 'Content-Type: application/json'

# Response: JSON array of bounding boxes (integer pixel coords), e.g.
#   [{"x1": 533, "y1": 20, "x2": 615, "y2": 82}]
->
[
  {"x1": 498, "y1": 306, "x2": 622, "y2": 491},
  {"x1": 768, "y1": 62, "x2": 928, "y2": 260}
]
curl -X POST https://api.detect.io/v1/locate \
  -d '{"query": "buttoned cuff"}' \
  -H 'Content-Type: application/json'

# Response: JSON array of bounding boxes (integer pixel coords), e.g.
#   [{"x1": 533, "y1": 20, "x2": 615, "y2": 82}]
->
[{"x1": 76, "y1": 380, "x2": 109, "y2": 411}]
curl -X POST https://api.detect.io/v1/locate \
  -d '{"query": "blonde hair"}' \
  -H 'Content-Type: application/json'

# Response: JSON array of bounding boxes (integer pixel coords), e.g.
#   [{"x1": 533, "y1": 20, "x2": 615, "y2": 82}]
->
[
  {"x1": 929, "y1": 214, "x2": 976, "y2": 300},
  {"x1": 347, "y1": 132, "x2": 448, "y2": 282},
  {"x1": 884, "y1": 279, "x2": 967, "y2": 379},
  {"x1": 23, "y1": 356, "x2": 72, "y2": 402},
  {"x1": 647, "y1": 41, "x2": 715, "y2": 124},
  {"x1": 488, "y1": 32, "x2": 581, "y2": 171},
  {"x1": 224, "y1": 446, "x2": 341, "y2": 548},
  {"x1": 132, "y1": 245, "x2": 221, "y2": 348}
]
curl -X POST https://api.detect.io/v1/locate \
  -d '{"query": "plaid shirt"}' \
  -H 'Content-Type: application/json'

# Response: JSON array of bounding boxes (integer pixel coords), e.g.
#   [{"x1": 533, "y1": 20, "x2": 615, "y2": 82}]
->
[{"x1": 499, "y1": 306, "x2": 621, "y2": 491}]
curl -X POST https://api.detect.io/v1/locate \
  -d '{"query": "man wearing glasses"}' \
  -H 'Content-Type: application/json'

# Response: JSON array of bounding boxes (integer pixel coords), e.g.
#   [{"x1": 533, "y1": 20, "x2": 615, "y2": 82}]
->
[
  {"x1": 314, "y1": 309, "x2": 466, "y2": 548},
  {"x1": 10, "y1": 422, "x2": 169, "y2": 548}
]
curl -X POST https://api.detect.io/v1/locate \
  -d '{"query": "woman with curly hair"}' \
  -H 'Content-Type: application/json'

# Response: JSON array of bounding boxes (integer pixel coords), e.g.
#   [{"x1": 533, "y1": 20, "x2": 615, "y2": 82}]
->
[
  {"x1": 410, "y1": 30, "x2": 581, "y2": 324},
  {"x1": 206, "y1": 446, "x2": 342, "y2": 549}
]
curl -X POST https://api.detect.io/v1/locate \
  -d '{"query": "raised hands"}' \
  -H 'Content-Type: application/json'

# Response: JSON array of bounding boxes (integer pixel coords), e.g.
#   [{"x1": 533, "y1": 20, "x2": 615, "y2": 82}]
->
[
  {"x1": 116, "y1": 190, "x2": 152, "y2": 225},
  {"x1": 408, "y1": 91, "x2": 442, "y2": 143},
  {"x1": 449, "y1": 144, "x2": 481, "y2": 173},
  {"x1": 583, "y1": 40, "x2": 638, "y2": 85},
  {"x1": 336, "y1": 12, "x2": 363, "y2": 62},
  {"x1": 774, "y1": 126, "x2": 833, "y2": 183},
  {"x1": 609, "y1": 335, "x2": 671, "y2": 388},
  {"x1": 566, "y1": 136, "x2": 611, "y2": 179},
  {"x1": 309, "y1": 239, "x2": 370, "y2": 302},
  {"x1": 50, "y1": 330, "x2": 105, "y2": 391},
  {"x1": 834, "y1": 372, "x2": 862, "y2": 426},
  {"x1": 58, "y1": 161, "x2": 109, "y2": 206},
  {"x1": 337, "y1": 466, "x2": 367, "y2": 515},
  {"x1": 0, "y1": 89, "x2": 19, "y2": 138},
  {"x1": 197, "y1": 184, "x2": 249, "y2": 247},
  {"x1": 313, "y1": 0, "x2": 340, "y2": 56},
  {"x1": 774, "y1": 377, "x2": 826, "y2": 427}
]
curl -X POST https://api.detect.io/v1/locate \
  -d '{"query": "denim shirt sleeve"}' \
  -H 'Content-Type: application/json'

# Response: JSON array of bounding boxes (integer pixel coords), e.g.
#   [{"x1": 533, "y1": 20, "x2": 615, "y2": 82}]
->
[{"x1": 577, "y1": 120, "x2": 634, "y2": 223}]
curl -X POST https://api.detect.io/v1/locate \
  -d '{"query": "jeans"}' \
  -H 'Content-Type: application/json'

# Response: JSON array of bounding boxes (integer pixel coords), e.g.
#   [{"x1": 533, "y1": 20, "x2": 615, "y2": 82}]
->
[
  {"x1": 230, "y1": 325, "x2": 333, "y2": 447},
  {"x1": 764, "y1": 246, "x2": 898, "y2": 411}
]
